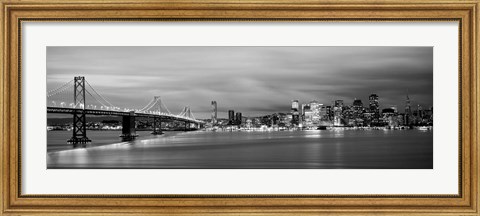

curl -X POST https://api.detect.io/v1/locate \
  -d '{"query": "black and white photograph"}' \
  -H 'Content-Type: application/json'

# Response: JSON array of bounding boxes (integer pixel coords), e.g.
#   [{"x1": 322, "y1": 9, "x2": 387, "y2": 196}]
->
[{"x1": 46, "y1": 46, "x2": 433, "y2": 169}]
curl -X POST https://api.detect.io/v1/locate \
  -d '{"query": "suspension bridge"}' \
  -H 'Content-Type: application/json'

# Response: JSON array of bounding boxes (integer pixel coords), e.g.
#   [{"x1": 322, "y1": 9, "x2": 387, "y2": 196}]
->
[{"x1": 47, "y1": 76, "x2": 205, "y2": 146}]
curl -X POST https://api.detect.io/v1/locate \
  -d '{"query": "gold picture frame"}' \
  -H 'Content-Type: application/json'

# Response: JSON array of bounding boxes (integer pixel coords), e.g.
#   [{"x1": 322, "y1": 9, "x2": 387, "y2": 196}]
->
[{"x1": 1, "y1": 0, "x2": 478, "y2": 215}]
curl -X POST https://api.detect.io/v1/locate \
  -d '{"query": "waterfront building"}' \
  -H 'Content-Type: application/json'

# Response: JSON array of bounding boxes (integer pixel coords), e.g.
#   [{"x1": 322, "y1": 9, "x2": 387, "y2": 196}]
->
[
  {"x1": 292, "y1": 111, "x2": 300, "y2": 126},
  {"x1": 271, "y1": 113, "x2": 279, "y2": 125},
  {"x1": 319, "y1": 106, "x2": 328, "y2": 121},
  {"x1": 352, "y1": 99, "x2": 364, "y2": 122},
  {"x1": 369, "y1": 94, "x2": 380, "y2": 120},
  {"x1": 286, "y1": 113, "x2": 293, "y2": 127},
  {"x1": 211, "y1": 101, "x2": 217, "y2": 125},
  {"x1": 417, "y1": 104, "x2": 424, "y2": 119},
  {"x1": 246, "y1": 119, "x2": 253, "y2": 129},
  {"x1": 235, "y1": 112, "x2": 242, "y2": 125},
  {"x1": 278, "y1": 113, "x2": 288, "y2": 126},
  {"x1": 301, "y1": 103, "x2": 308, "y2": 115},
  {"x1": 309, "y1": 100, "x2": 322, "y2": 125},
  {"x1": 333, "y1": 100, "x2": 344, "y2": 126},
  {"x1": 303, "y1": 107, "x2": 315, "y2": 127},
  {"x1": 342, "y1": 105, "x2": 355, "y2": 126},
  {"x1": 326, "y1": 105, "x2": 333, "y2": 121},
  {"x1": 228, "y1": 110, "x2": 235, "y2": 125},
  {"x1": 301, "y1": 104, "x2": 310, "y2": 122},
  {"x1": 405, "y1": 93, "x2": 412, "y2": 126},
  {"x1": 382, "y1": 107, "x2": 396, "y2": 126}
]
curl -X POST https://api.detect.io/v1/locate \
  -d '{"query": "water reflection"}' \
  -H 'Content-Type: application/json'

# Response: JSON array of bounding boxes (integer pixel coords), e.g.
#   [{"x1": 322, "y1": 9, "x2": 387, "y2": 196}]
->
[{"x1": 47, "y1": 130, "x2": 433, "y2": 169}]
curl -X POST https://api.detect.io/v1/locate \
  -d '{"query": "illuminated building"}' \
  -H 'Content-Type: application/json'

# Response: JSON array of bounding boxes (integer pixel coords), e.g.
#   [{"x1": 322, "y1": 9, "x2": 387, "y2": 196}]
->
[
  {"x1": 309, "y1": 100, "x2": 322, "y2": 125},
  {"x1": 352, "y1": 98, "x2": 364, "y2": 119},
  {"x1": 369, "y1": 94, "x2": 380, "y2": 120},
  {"x1": 303, "y1": 107, "x2": 314, "y2": 127},
  {"x1": 291, "y1": 100, "x2": 299, "y2": 111},
  {"x1": 211, "y1": 101, "x2": 217, "y2": 125},
  {"x1": 290, "y1": 100, "x2": 300, "y2": 126},
  {"x1": 291, "y1": 111, "x2": 300, "y2": 126},
  {"x1": 326, "y1": 106, "x2": 333, "y2": 120},
  {"x1": 382, "y1": 108, "x2": 396, "y2": 127},
  {"x1": 319, "y1": 106, "x2": 328, "y2": 120},
  {"x1": 246, "y1": 119, "x2": 253, "y2": 129},
  {"x1": 390, "y1": 105, "x2": 398, "y2": 113},
  {"x1": 405, "y1": 93, "x2": 412, "y2": 126},
  {"x1": 301, "y1": 104, "x2": 310, "y2": 122},
  {"x1": 301, "y1": 104, "x2": 307, "y2": 115},
  {"x1": 333, "y1": 100, "x2": 344, "y2": 126},
  {"x1": 286, "y1": 113, "x2": 293, "y2": 127}
]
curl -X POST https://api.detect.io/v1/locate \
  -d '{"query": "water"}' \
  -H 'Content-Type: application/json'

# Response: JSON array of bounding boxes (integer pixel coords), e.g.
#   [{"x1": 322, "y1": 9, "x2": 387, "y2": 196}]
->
[{"x1": 47, "y1": 130, "x2": 433, "y2": 169}]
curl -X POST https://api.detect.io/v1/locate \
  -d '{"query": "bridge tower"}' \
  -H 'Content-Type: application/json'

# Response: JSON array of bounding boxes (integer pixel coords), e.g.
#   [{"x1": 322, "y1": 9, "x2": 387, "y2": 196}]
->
[
  {"x1": 183, "y1": 106, "x2": 191, "y2": 131},
  {"x1": 67, "y1": 76, "x2": 91, "y2": 146},
  {"x1": 151, "y1": 96, "x2": 164, "y2": 135}
]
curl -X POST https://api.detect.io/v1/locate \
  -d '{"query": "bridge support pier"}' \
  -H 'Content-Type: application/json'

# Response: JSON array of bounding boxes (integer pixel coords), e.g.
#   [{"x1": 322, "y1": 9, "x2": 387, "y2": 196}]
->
[
  {"x1": 67, "y1": 109, "x2": 91, "y2": 147},
  {"x1": 120, "y1": 111, "x2": 138, "y2": 141},
  {"x1": 152, "y1": 117, "x2": 163, "y2": 135}
]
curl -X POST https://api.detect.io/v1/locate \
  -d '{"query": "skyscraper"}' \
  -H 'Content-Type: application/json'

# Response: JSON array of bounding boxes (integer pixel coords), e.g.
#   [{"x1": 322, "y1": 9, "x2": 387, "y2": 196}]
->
[
  {"x1": 333, "y1": 100, "x2": 344, "y2": 126},
  {"x1": 211, "y1": 101, "x2": 217, "y2": 125},
  {"x1": 352, "y1": 98, "x2": 364, "y2": 120},
  {"x1": 309, "y1": 100, "x2": 322, "y2": 125},
  {"x1": 291, "y1": 100, "x2": 299, "y2": 111},
  {"x1": 228, "y1": 110, "x2": 235, "y2": 125},
  {"x1": 405, "y1": 93, "x2": 412, "y2": 125},
  {"x1": 235, "y1": 112, "x2": 242, "y2": 125},
  {"x1": 417, "y1": 104, "x2": 423, "y2": 118},
  {"x1": 353, "y1": 98, "x2": 363, "y2": 107},
  {"x1": 291, "y1": 100, "x2": 300, "y2": 126},
  {"x1": 369, "y1": 94, "x2": 380, "y2": 120},
  {"x1": 334, "y1": 100, "x2": 344, "y2": 108}
]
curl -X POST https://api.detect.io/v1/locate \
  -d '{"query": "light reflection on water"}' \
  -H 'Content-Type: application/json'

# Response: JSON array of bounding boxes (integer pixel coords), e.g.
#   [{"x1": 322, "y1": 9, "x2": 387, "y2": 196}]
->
[{"x1": 47, "y1": 130, "x2": 433, "y2": 169}]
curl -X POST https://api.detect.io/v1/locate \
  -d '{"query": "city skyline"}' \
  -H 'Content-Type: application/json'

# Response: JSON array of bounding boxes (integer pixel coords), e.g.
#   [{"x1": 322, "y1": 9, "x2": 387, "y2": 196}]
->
[
  {"x1": 47, "y1": 46, "x2": 433, "y2": 119},
  {"x1": 205, "y1": 93, "x2": 428, "y2": 120}
]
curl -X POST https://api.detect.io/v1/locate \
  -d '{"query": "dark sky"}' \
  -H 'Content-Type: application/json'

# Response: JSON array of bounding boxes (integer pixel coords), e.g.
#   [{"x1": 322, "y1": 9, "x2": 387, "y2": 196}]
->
[{"x1": 47, "y1": 46, "x2": 433, "y2": 119}]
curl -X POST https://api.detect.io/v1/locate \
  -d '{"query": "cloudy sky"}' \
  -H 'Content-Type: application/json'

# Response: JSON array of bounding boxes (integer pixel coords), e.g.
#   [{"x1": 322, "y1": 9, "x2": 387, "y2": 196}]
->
[{"x1": 47, "y1": 46, "x2": 433, "y2": 119}]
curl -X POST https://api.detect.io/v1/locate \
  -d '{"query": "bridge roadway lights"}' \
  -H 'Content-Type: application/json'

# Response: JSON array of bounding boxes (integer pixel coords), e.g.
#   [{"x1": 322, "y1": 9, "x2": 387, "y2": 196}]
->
[{"x1": 120, "y1": 111, "x2": 138, "y2": 141}]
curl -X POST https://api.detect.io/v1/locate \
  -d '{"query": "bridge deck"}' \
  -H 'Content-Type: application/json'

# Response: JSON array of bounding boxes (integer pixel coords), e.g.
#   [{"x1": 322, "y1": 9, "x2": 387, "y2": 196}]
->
[{"x1": 47, "y1": 107, "x2": 204, "y2": 124}]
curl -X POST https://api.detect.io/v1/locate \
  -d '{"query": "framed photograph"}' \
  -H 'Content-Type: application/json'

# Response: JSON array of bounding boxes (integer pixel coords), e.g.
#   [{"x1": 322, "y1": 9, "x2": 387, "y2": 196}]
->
[{"x1": 1, "y1": 0, "x2": 478, "y2": 215}]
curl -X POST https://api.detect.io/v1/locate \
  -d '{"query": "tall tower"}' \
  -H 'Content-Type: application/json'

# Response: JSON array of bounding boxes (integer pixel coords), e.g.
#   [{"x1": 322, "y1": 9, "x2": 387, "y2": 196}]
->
[
  {"x1": 67, "y1": 76, "x2": 91, "y2": 146},
  {"x1": 369, "y1": 94, "x2": 380, "y2": 120},
  {"x1": 352, "y1": 98, "x2": 363, "y2": 119},
  {"x1": 211, "y1": 101, "x2": 217, "y2": 125},
  {"x1": 291, "y1": 100, "x2": 299, "y2": 111},
  {"x1": 235, "y1": 112, "x2": 242, "y2": 125},
  {"x1": 228, "y1": 110, "x2": 235, "y2": 125},
  {"x1": 333, "y1": 100, "x2": 344, "y2": 126},
  {"x1": 405, "y1": 93, "x2": 412, "y2": 125},
  {"x1": 291, "y1": 100, "x2": 300, "y2": 126}
]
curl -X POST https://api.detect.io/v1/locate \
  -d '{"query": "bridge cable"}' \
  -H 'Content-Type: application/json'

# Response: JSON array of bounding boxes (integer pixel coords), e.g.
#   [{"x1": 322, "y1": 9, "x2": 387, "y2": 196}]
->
[
  {"x1": 85, "y1": 80, "x2": 116, "y2": 108},
  {"x1": 85, "y1": 89, "x2": 109, "y2": 108},
  {"x1": 47, "y1": 80, "x2": 74, "y2": 98}
]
